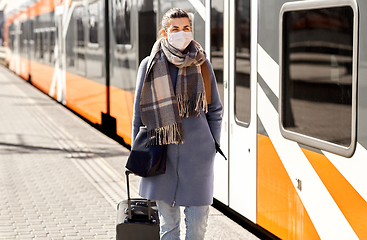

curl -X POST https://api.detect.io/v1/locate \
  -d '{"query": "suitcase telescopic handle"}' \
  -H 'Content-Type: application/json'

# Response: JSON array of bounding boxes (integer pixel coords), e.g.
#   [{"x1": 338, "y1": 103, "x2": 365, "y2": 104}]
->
[{"x1": 125, "y1": 170, "x2": 152, "y2": 221}]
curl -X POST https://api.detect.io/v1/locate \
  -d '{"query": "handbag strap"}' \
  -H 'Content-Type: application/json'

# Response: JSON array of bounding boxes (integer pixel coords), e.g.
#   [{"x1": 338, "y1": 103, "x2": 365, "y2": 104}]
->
[
  {"x1": 201, "y1": 62, "x2": 226, "y2": 160},
  {"x1": 211, "y1": 132, "x2": 227, "y2": 160},
  {"x1": 201, "y1": 62, "x2": 211, "y2": 105},
  {"x1": 214, "y1": 140, "x2": 227, "y2": 160}
]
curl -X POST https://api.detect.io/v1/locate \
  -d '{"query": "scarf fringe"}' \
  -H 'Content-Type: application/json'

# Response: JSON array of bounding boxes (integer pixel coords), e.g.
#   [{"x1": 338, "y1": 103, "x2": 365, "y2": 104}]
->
[
  {"x1": 177, "y1": 92, "x2": 208, "y2": 117},
  {"x1": 147, "y1": 123, "x2": 184, "y2": 146}
]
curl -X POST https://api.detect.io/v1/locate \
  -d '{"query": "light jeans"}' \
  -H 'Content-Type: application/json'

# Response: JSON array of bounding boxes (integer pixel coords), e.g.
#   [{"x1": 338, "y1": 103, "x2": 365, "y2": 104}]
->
[{"x1": 156, "y1": 200, "x2": 210, "y2": 240}]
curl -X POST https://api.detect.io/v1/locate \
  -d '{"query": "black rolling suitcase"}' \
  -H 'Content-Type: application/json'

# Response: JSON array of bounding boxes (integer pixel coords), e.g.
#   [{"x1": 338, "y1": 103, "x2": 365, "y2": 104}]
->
[{"x1": 116, "y1": 171, "x2": 160, "y2": 240}]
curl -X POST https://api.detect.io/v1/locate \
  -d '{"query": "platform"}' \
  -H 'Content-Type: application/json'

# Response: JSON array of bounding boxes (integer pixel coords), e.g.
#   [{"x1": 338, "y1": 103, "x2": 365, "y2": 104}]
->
[{"x1": 0, "y1": 65, "x2": 260, "y2": 240}]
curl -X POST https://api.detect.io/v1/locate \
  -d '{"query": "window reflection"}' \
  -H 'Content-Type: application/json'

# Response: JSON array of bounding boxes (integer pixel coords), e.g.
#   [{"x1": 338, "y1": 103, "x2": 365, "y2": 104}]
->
[
  {"x1": 50, "y1": 30, "x2": 55, "y2": 63},
  {"x1": 43, "y1": 32, "x2": 48, "y2": 59},
  {"x1": 282, "y1": 7, "x2": 354, "y2": 147},
  {"x1": 76, "y1": 7, "x2": 84, "y2": 47},
  {"x1": 112, "y1": 0, "x2": 131, "y2": 45},
  {"x1": 211, "y1": 0, "x2": 224, "y2": 107},
  {"x1": 34, "y1": 32, "x2": 38, "y2": 58},
  {"x1": 89, "y1": 2, "x2": 99, "y2": 44},
  {"x1": 73, "y1": 6, "x2": 86, "y2": 72},
  {"x1": 20, "y1": 22, "x2": 25, "y2": 53},
  {"x1": 235, "y1": 0, "x2": 251, "y2": 124},
  {"x1": 40, "y1": 32, "x2": 43, "y2": 59}
]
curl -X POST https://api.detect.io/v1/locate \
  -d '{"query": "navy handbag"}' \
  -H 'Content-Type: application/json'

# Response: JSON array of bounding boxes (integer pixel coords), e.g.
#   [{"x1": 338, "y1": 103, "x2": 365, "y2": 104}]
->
[{"x1": 126, "y1": 126, "x2": 167, "y2": 177}]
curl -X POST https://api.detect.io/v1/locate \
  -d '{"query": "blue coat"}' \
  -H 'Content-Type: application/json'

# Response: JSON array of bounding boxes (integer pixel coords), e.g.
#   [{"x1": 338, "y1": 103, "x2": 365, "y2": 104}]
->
[{"x1": 132, "y1": 56, "x2": 223, "y2": 206}]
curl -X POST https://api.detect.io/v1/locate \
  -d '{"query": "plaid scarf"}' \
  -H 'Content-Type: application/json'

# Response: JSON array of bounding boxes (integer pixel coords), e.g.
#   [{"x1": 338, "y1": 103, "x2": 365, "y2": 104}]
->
[{"x1": 140, "y1": 38, "x2": 207, "y2": 146}]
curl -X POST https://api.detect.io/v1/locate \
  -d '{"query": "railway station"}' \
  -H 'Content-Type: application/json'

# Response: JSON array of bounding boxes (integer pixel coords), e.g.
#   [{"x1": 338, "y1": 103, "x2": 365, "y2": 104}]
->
[
  {"x1": 0, "y1": 64, "x2": 260, "y2": 239},
  {"x1": 2, "y1": 0, "x2": 367, "y2": 239}
]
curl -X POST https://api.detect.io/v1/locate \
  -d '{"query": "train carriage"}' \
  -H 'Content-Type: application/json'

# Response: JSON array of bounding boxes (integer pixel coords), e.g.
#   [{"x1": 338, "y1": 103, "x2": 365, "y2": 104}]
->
[{"x1": 4, "y1": 0, "x2": 367, "y2": 239}]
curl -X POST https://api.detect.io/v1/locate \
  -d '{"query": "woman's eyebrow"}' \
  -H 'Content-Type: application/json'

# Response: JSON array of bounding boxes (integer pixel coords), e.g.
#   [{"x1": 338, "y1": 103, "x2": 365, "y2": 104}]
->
[{"x1": 172, "y1": 25, "x2": 190, "y2": 29}]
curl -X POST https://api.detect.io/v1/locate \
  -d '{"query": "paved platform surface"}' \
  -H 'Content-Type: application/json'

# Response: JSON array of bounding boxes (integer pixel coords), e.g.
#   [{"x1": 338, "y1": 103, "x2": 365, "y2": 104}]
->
[{"x1": 0, "y1": 65, "x2": 260, "y2": 240}]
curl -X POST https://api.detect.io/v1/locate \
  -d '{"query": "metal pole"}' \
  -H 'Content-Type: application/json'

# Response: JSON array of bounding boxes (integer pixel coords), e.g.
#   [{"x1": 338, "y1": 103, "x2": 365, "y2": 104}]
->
[{"x1": 105, "y1": 0, "x2": 110, "y2": 114}]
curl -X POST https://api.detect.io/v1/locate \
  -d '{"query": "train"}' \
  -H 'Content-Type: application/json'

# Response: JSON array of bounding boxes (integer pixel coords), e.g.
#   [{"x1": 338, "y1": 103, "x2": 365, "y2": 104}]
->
[{"x1": 4, "y1": 0, "x2": 367, "y2": 239}]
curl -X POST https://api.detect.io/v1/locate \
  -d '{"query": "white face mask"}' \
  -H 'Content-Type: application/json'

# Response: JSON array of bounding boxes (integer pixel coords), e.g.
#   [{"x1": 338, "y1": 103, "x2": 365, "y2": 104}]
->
[{"x1": 167, "y1": 31, "x2": 193, "y2": 51}]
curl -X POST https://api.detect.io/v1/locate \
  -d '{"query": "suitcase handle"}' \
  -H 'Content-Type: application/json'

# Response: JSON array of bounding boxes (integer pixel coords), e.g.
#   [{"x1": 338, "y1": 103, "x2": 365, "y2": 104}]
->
[
  {"x1": 125, "y1": 170, "x2": 152, "y2": 221},
  {"x1": 125, "y1": 205, "x2": 150, "y2": 215}
]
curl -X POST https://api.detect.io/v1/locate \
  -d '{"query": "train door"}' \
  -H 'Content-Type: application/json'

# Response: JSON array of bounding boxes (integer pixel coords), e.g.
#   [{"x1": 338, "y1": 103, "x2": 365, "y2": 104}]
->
[
  {"x1": 228, "y1": 0, "x2": 256, "y2": 221},
  {"x1": 212, "y1": 0, "x2": 229, "y2": 206},
  {"x1": 213, "y1": 0, "x2": 257, "y2": 221}
]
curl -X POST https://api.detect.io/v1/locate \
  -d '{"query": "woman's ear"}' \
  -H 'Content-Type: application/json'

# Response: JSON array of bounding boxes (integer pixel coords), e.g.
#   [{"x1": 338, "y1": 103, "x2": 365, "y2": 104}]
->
[{"x1": 162, "y1": 29, "x2": 168, "y2": 39}]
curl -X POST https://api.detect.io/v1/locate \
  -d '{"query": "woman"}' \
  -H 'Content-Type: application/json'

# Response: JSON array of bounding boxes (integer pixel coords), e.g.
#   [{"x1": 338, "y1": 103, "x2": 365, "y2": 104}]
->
[{"x1": 132, "y1": 8, "x2": 223, "y2": 240}]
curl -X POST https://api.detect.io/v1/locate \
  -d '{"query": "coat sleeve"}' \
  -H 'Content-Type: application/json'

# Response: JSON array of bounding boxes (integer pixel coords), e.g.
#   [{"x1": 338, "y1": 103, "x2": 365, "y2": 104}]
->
[
  {"x1": 205, "y1": 59, "x2": 223, "y2": 144},
  {"x1": 131, "y1": 57, "x2": 149, "y2": 146}
]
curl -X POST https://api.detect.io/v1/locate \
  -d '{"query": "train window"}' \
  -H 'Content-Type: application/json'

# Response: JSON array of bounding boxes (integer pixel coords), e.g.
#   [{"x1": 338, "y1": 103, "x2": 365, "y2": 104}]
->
[
  {"x1": 20, "y1": 22, "x2": 24, "y2": 53},
  {"x1": 211, "y1": 0, "x2": 224, "y2": 110},
  {"x1": 75, "y1": 6, "x2": 85, "y2": 47},
  {"x1": 9, "y1": 28, "x2": 14, "y2": 51},
  {"x1": 280, "y1": 0, "x2": 358, "y2": 157},
  {"x1": 30, "y1": 20, "x2": 34, "y2": 42},
  {"x1": 8, "y1": 24, "x2": 15, "y2": 51},
  {"x1": 43, "y1": 32, "x2": 49, "y2": 58},
  {"x1": 112, "y1": 0, "x2": 131, "y2": 45},
  {"x1": 77, "y1": 21, "x2": 84, "y2": 47},
  {"x1": 50, "y1": 30, "x2": 55, "y2": 63},
  {"x1": 34, "y1": 32, "x2": 38, "y2": 58},
  {"x1": 235, "y1": 0, "x2": 251, "y2": 125},
  {"x1": 137, "y1": 1, "x2": 156, "y2": 62},
  {"x1": 88, "y1": 1, "x2": 99, "y2": 44},
  {"x1": 11, "y1": 34, "x2": 14, "y2": 51},
  {"x1": 40, "y1": 31, "x2": 44, "y2": 59}
]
